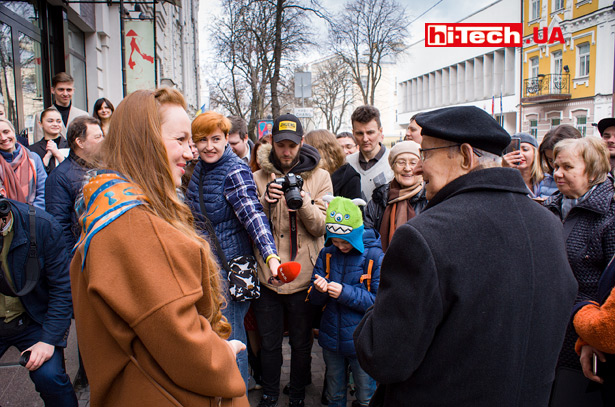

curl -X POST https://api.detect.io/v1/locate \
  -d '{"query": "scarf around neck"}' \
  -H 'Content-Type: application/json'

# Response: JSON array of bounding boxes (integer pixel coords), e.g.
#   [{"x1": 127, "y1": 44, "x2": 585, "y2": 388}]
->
[
  {"x1": 379, "y1": 179, "x2": 423, "y2": 252},
  {"x1": 0, "y1": 144, "x2": 37, "y2": 205},
  {"x1": 73, "y1": 171, "x2": 148, "y2": 270}
]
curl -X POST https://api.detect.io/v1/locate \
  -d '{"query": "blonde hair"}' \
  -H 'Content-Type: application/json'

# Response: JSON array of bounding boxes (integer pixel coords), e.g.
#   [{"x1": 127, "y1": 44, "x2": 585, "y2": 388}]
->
[
  {"x1": 554, "y1": 137, "x2": 610, "y2": 187},
  {"x1": 102, "y1": 88, "x2": 230, "y2": 337},
  {"x1": 0, "y1": 118, "x2": 15, "y2": 134},
  {"x1": 304, "y1": 129, "x2": 345, "y2": 174},
  {"x1": 525, "y1": 143, "x2": 544, "y2": 188}
]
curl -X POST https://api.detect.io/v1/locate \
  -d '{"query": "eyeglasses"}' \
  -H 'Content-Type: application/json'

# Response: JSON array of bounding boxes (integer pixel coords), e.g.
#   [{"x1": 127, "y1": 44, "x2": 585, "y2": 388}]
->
[
  {"x1": 419, "y1": 144, "x2": 461, "y2": 160},
  {"x1": 418, "y1": 144, "x2": 484, "y2": 161},
  {"x1": 393, "y1": 159, "x2": 419, "y2": 169}
]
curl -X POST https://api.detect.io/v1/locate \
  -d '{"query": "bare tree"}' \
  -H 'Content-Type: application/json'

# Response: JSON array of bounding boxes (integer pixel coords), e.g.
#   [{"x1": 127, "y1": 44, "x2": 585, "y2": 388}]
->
[
  {"x1": 311, "y1": 57, "x2": 355, "y2": 134},
  {"x1": 209, "y1": 0, "x2": 275, "y2": 138},
  {"x1": 330, "y1": 0, "x2": 408, "y2": 105},
  {"x1": 266, "y1": 0, "x2": 321, "y2": 118},
  {"x1": 210, "y1": 0, "x2": 317, "y2": 136}
]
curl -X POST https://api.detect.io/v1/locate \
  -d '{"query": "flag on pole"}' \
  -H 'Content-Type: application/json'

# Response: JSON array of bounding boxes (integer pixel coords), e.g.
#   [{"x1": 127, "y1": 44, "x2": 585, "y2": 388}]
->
[
  {"x1": 499, "y1": 92, "x2": 503, "y2": 126},
  {"x1": 491, "y1": 96, "x2": 495, "y2": 117},
  {"x1": 196, "y1": 104, "x2": 206, "y2": 115}
]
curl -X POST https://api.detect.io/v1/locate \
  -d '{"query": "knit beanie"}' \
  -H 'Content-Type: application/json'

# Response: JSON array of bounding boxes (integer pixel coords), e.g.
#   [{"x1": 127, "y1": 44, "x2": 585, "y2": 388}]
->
[
  {"x1": 388, "y1": 140, "x2": 421, "y2": 168},
  {"x1": 325, "y1": 196, "x2": 365, "y2": 253},
  {"x1": 513, "y1": 132, "x2": 538, "y2": 148}
]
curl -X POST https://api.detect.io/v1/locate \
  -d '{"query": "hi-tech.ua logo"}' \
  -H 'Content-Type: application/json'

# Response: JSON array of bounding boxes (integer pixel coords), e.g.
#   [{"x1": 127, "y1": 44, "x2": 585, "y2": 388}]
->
[{"x1": 425, "y1": 23, "x2": 564, "y2": 47}]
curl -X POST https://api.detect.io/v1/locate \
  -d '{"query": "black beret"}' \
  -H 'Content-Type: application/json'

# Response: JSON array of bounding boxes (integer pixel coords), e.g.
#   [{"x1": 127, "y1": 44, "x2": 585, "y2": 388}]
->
[
  {"x1": 598, "y1": 118, "x2": 615, "y2": 135},
  {"x1": 415, "y1": 106, "x2": 511, "y2": 155}
]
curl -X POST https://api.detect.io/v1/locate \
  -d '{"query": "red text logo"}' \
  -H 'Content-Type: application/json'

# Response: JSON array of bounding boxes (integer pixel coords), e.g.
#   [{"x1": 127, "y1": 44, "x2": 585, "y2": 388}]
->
[{"x1": 425, "y1": 24, "x2": 565, "y2": 47}]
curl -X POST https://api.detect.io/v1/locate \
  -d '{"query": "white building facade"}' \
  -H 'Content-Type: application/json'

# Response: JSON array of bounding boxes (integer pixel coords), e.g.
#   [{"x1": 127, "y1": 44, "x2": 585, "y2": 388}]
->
[
  {"x1": 0, "y1": 0, "x2": 201, "y2": 139},
  {"x1": 396, "y1": 0, "x2": 522, "y2": 136}
]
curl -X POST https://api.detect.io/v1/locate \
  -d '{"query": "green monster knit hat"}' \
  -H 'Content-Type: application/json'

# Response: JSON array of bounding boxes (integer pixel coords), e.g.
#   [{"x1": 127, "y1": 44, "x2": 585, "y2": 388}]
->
[{"x1": 324, "y1": 195, "x2": 366, "y2": 253}]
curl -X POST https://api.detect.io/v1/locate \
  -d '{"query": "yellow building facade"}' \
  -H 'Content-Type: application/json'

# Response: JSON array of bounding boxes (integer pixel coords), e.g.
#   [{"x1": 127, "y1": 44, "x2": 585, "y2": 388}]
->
[{"x1": 521, "y1": 0, "x2": 614, "y2": 140}]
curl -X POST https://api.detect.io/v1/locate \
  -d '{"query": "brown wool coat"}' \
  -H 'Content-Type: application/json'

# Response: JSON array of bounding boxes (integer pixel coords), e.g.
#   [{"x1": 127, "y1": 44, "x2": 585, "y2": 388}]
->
[
  {"x1": 253, "y1": 144, "x2": 332, "y2": 294},
  {"x1": 71, "y1": 207, "x2": 249, "y2": 407}
]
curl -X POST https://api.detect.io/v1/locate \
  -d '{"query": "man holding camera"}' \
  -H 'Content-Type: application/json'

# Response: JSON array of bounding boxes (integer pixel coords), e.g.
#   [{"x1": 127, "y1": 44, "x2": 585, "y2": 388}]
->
[
  {"x1": 252, "y1": 114, "x2": 332, "y2": 407},
  {"x1": 0, "y1": 194, "x2": 77, "y2": 406}
]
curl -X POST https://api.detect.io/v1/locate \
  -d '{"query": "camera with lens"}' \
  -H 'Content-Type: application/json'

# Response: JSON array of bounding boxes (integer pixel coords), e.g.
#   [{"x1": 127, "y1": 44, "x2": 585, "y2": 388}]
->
[
  {"x1": 0, "y1": 197, "x2": 10, "y2": 218},
  {"x1": 274, "y1": 173, "x2": 304, "y2": 210}
]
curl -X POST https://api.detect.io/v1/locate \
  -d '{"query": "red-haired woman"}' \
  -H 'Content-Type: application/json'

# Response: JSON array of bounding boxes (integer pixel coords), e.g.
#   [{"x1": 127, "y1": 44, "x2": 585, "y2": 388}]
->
[
  {"x1": 185, "y1": 111, "x2": 280, "y2": 391},
  {"x1": 70, "y1": 89, "x2": 249, "y2": 406}
]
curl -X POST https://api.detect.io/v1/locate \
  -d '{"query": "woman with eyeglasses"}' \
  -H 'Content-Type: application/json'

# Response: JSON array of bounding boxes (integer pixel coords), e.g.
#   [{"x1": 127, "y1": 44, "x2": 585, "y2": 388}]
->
[{"x1": 364, "y1": 140, "x2": 427, "y2": 251}]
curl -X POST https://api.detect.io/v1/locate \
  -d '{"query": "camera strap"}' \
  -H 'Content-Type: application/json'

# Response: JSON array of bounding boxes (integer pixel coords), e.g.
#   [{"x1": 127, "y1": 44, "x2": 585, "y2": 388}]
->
[
  {"x1": 0, "y1": 205, "x2": 40, "y2": 297},
  {"x1": 289, "y1": 211, "x2": 298, "y2": 261}
]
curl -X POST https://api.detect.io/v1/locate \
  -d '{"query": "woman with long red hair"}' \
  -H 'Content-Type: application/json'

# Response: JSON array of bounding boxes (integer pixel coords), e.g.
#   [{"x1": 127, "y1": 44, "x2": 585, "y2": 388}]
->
[{"x1": 70, "y1": 89, "x2": 248, "y2": 406}]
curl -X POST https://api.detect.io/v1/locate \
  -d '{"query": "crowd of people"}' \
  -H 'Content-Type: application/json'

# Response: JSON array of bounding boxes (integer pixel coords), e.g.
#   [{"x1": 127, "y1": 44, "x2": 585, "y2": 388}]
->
[{"x1": 0, "y1": 71, "x2": 614, "y2": 407}]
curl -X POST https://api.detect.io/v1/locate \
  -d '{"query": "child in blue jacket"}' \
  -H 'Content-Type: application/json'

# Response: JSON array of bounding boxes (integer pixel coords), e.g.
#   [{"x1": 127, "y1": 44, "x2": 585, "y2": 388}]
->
[{"x1": 308, "y1": 195, "x2": 383, "y2": 407}]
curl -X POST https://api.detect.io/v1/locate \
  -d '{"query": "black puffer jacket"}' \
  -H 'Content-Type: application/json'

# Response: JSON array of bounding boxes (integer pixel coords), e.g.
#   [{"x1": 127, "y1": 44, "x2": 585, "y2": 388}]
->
[
  {"x1": 544, "y1": 179, "x2": 615, "y2": 370},
  {"x1": 364, "y1": 182, "x2": 428, "y2": 230}
]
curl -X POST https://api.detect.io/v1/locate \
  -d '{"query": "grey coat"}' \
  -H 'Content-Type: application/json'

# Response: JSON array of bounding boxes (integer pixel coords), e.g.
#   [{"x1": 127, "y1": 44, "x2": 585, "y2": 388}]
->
[{"x1": 354, "y1": 168, "x2": 578, "y2": 407}]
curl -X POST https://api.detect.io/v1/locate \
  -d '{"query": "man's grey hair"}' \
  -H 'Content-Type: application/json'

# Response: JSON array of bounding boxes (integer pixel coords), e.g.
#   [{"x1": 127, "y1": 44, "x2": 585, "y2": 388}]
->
[{"x1": 474, "y1": 148, "x2": 502, "y2": 168}]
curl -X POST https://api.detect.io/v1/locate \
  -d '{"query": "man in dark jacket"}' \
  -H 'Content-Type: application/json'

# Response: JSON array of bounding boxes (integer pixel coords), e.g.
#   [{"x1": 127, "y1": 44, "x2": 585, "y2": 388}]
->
[
  {"x1": 0, "y1": 197, "x2": 77, "y2": 406},
  {"x1": 45, "y1": 116, "x2": 102, "y2": 254},
  {"x1": 354, "y1": 106, "x2": 578, "y2": 407}
]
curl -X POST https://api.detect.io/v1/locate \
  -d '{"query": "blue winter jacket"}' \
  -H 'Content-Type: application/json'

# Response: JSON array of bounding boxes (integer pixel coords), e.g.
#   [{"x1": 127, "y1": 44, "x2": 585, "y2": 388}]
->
[
  {"x1": 308, "y1": 228, "x2": 383, "y2": 356},
  {"x1": 185, "y1": 145, "x2": 276, "y2": 273},
  {"x1": 5, "y1": 199, "x2": 72, "y2": 347},
  {"x1": 45, "y1": 152, "x2": 89, "y2": 254}
]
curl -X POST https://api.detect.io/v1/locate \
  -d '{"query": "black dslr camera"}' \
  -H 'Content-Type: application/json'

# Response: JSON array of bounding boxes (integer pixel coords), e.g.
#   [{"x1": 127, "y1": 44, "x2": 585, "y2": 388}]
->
[
  {"x1": 274, "y1": 173, "x2": 304, "y2": 210},
  {"x1": 0, "y1": 197, "x2": 10, "y2": 218}
]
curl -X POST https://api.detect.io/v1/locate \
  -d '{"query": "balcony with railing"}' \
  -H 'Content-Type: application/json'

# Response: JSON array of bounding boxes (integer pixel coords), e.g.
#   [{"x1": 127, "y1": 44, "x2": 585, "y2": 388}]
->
[{"x1": 522, "y1": 74, "x2": 571, "y2": 103}]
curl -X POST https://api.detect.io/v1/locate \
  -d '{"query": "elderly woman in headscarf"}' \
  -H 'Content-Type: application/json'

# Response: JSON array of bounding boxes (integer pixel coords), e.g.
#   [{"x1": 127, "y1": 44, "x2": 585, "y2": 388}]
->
[{"x1": 364, "y1": 140, "x2": 427, "y2": 251}]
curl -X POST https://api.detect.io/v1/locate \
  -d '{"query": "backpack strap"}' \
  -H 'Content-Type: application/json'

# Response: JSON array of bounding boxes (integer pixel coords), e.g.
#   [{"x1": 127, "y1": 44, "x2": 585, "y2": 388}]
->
[
  {"x1": 325, "y1": 253, "x2": 332, "y2": 280},
  {"x1": 359, "y1": 247, "x2": 379, "y2": 292}
]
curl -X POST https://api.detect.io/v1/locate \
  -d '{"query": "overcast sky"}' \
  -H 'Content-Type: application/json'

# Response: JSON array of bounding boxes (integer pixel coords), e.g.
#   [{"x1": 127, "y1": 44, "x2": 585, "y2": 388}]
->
[{"x1": 197, "y1": 0, "x2": 498, "y2": 102}]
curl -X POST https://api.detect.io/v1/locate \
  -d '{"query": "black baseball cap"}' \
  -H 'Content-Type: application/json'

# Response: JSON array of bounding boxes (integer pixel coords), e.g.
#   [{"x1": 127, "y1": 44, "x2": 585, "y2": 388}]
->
[
  {"x1": 273, "y1": 114, "x2": 303, "y2": 144},
  {"x1": 598, "y1": 118, "x2": 615, "y2": 135}
]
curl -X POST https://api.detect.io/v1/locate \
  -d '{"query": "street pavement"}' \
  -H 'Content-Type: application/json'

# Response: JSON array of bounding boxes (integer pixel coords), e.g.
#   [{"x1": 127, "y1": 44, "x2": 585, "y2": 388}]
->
[{"x1": 0, "y1": 325, "x2": 360, "y2": 407}]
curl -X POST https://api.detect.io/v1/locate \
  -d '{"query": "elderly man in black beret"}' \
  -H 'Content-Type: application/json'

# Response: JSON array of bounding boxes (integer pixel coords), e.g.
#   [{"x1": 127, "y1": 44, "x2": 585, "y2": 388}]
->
[{"x1": 354, "y1": 106, "x2": 578, "y2": 407}]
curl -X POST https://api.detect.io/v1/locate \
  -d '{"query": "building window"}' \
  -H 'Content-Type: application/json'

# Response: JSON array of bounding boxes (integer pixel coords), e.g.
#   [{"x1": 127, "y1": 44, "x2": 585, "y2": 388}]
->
[
  {"x1": 19, "y1": 33, "x2": 44, "y2": 134},
  {"x1": 576, "y1": 116, "x2": 587, "y2": 136},
  {"x1": 530, "y1": 57, "x2": 539, "y2": 78},
  {"x1": 530, "y1": 119, "x2": 538, "y2": 137},
  {"x1": 551, "y1": 118, "x2": 561, "y2": 127},
  {"x1": 554, "y1": 0, "x2": 564, "y2": 11},
  {"x1": 531, "y1": 0, "x2": 540, "y2": 20},
  {"x1": 65, "y1": 23, "x2": 87, "y2": 110},
  {"x1": 552, "y1": 51, "x2": 562, "y2": 74},
  {"x1": 578, "y1": 43, "x2": 590, "y2": 77}
]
